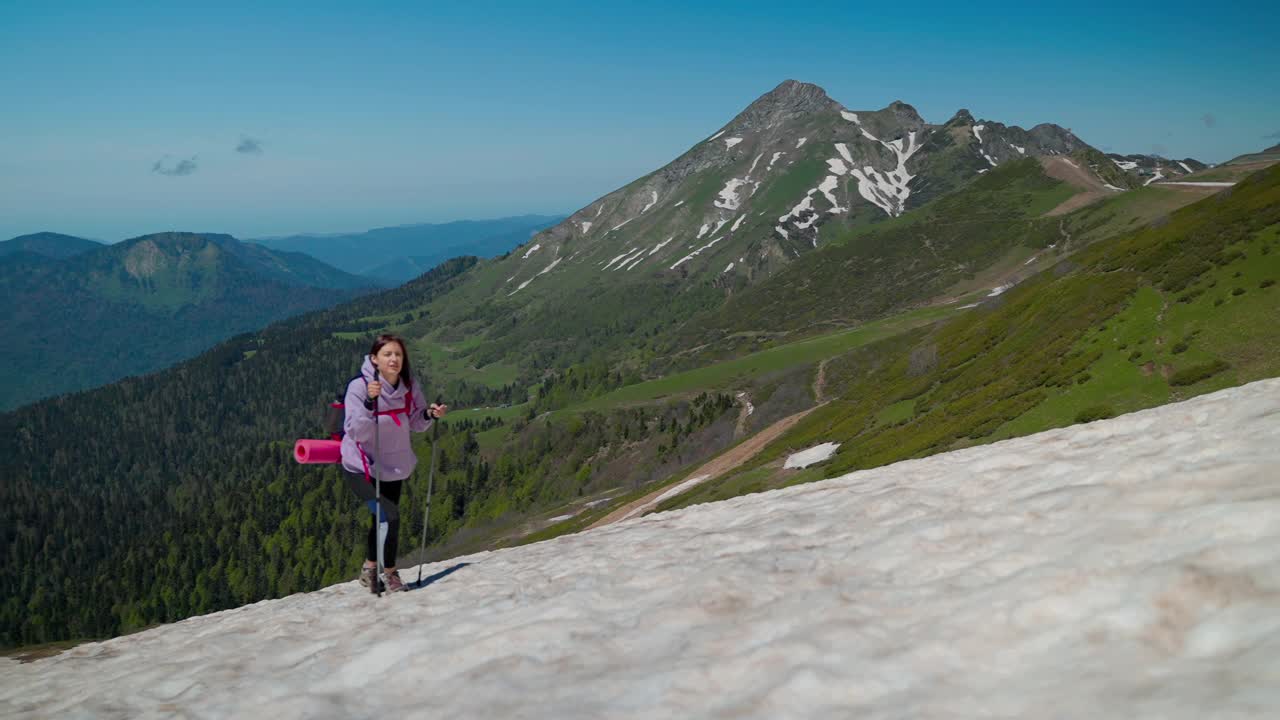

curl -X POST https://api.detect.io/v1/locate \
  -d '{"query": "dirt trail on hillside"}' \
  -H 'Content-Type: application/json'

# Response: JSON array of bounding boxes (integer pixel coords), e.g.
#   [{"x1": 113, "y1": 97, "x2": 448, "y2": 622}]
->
[
  {"x1": 1042, "y1": 156, "x2": 1112, "y2": 216},
  {"x1": 588, "y1": 405, "x2": 819, "y2": 529},
  {"x1": 813, "y1": 358, "x2": 832, "y2": 403}
]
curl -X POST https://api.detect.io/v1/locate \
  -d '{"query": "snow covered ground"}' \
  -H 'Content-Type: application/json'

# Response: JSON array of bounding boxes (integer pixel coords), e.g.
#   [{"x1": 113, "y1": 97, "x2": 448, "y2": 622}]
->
[{"x1": 4, "y1": 379, "x2": 1280, "y2": 719}]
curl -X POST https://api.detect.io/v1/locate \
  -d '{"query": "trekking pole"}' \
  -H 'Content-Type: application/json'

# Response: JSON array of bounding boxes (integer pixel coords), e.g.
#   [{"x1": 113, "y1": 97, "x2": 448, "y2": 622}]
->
[
  {"x1": 372, "y1": 373, "x2": 385, "y2": 597},
  {"x1": 417, "y1": 395, "x2": 443, "y2": 587}
]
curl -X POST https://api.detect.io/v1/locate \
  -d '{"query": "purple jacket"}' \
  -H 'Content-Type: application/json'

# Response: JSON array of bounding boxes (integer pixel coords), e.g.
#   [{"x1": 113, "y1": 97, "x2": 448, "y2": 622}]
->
[{"x1": 340, "y1": 355, "x2": 434, "y2": 481}]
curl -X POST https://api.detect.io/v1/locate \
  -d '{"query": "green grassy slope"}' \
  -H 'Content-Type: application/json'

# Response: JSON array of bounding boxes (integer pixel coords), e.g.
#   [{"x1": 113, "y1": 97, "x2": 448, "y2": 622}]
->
[
  {"x1": 663, "y1": 159, "x2": 1072, "y2": 367},
  {"x1": 661, "y1": 165, "x2": 1280, "y2": 511}
]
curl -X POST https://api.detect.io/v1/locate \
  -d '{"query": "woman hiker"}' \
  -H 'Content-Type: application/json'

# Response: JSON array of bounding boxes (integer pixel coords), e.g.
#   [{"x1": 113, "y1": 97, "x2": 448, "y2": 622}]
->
[{"x1": 341, "y1": 334, "x2": 447, "y2": 592}]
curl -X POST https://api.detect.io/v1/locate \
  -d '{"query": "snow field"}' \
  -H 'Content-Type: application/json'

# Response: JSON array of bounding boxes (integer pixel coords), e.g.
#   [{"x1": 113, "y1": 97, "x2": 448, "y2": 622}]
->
[{"x1": 6, "y1": 380, "x2": 1279, "y2": 719}]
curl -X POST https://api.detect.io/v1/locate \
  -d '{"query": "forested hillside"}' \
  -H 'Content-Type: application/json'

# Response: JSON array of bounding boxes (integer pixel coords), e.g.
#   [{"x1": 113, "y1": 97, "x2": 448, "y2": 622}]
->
[{"x1": 1, "y1": 258, "x2": 743, "y2": 646}]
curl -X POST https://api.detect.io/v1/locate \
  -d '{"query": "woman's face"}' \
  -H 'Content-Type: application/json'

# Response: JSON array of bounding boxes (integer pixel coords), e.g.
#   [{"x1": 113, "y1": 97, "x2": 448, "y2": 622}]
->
[{"x1": 374, "y1": 342, "x2": 405, "y2": 381}]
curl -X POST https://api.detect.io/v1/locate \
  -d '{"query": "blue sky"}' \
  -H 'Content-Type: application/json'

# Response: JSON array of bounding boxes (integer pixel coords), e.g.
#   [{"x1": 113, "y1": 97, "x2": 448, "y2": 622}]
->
[{"x1": 2, "y1": 0, "x2": 1277, "y2": 241}]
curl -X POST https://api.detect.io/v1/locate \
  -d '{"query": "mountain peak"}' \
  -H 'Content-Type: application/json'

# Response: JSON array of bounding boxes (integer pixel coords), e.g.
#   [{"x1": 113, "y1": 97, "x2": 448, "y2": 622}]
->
[
  {"x1": 730, "y1": 79, "x2": 839, "y2": 127},
  {"x1": 763, "y1": 79, "x2": 832, "y2": 102},
  {"x1": 885, "y1": 100, "x2": 926, "y2": 126},
  {"x1": 947, "y1": 109, "x2": 976, "y2": 125}
]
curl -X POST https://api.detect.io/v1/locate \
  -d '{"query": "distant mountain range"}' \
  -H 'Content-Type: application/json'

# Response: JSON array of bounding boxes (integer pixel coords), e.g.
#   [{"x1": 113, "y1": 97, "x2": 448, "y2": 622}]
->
[
  {"x1": 251, "y1": 215, "x2": 564, "y2": 285},
  {"x1": 0, "y1": 231, "x2": 374, "y2": 409}
]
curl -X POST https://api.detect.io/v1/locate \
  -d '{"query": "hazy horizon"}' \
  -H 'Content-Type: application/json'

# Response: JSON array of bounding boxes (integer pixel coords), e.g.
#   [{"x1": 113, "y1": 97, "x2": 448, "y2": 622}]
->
[{"x1": 1, "y1": 212, "x2": 571, "y2": 246}]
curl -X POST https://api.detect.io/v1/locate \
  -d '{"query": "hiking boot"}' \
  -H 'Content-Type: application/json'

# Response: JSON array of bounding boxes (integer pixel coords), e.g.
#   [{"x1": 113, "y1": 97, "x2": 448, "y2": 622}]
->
[
  {"x1": 384, "y1": 569, "x2": 408, "y2": 592},
  {"x1": 359, "y1": 565, "x2": 377, "y2": 588}
]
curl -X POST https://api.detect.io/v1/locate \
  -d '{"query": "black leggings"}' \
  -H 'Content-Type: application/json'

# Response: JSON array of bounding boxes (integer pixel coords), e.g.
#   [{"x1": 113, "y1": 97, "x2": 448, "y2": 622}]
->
[{"x1": 344, "y1": 470, "x2": 403, "y2": 567}]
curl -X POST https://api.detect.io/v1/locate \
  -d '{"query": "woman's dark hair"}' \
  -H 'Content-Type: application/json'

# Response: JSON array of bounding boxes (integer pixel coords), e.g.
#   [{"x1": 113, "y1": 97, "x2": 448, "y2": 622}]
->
[{"x1": 369, "y1": 333, "x2": 413, "y2": 390}]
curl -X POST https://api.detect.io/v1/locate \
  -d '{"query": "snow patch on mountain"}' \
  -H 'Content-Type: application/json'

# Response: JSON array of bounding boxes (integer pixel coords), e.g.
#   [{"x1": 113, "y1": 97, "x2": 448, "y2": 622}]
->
[
  {"x1": 1113, "y1": 159, "x2": 1139, "y2": 171},
  {"x1": 840, "y1": 110, "x2": 859, "y2": 123},
  {"x1": 602, "y1": 249, "x2": 638, "y2": 271},
  {"x1": 839, "y1": 118, "x2": 922, "y2": 217},
  {"x1": 775, "y1": 226, "x2": 788, "y2": 240},
  {"x1": 522, "y1": 243, "x2": 541, "y2": 259},
  {"x1": 715, "y1": 179, "x2": 749, "y2": 210},
  {"x1": 796, "y1": 137, "x2": 808, "y2": 148},
  {"x1": 671, "y1": 227, "x2": 733, "y2": 269},
  {"x1": 784, "y1": 442, "x2": 841, "y2": 469},
  {"x1": 1178, "y1": 161, "x2": 1194, "y2": 174},
  {"x1": 1144, "y1": 169, "x2": 1165, "y2": 187},
  {"x1": 1104, "y1": 183, "x2": 1126, "y2": 192},
  {"x1": 817, "y1": 175, "x2": 845, "y2": 213},
  {"x1": 641, "y1": 191, "x2": 658, "y2": 214},
  {"x1": 830, "y1": 133, "x2": 921, "y2": 218},
  {"x1": 612, "y1": 248, "x2": 645, "y2": 271},
  {"x1": 769, "y1": 151, "x2": 784, "y2": 169},
  {"x1": 972, "y1": 124, "x2": 985, "y2": 143},
  {"x1": 1012, "y1": 144, "x2": 1026, "y2": 155},
  {"x1": 724, "y1": 137, "x2": 743, "y2": 149},
  {"x1": 580, "y1": 221, "x2": 593, "y2": 234},
  {"x1": 730, "y1": 215, "x2": 746, "y2": 232},
  {"x1": 697, "y1": 223, "x2": 710, "y2": 239},
  {"x1": 648, "y1": 237, "x2": 674, "y2": 256},
  {"x1": 723, "y1": 262, "x2": 734, "y2": 273},
  {"x1": 708, "y1": 130, "x2": 725, "y2": 142},
  {"x1": 779, "y1": 195, "x2": 816, "y2": 227}
]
